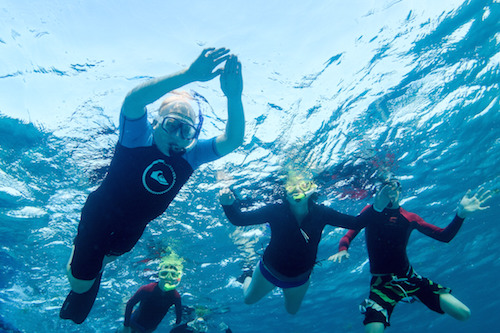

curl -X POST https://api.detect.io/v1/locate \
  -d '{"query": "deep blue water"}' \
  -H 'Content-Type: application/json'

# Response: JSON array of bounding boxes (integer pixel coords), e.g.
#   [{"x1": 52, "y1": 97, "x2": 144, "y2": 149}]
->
[{"x1": 0, "y1": 0, "x2": 499, "y2": 332}]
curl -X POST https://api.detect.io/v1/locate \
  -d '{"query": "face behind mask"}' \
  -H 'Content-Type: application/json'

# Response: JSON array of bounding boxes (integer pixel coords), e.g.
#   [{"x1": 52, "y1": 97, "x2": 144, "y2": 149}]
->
[{"x1": 158, "y1": 262, "x2": 183, "y2": 291}]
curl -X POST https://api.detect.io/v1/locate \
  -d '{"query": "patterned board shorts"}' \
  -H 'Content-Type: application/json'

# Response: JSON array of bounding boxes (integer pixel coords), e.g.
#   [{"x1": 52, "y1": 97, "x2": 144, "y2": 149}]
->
[{"x1": 360, "y1": 267, "x2": 451, "y2": 327}]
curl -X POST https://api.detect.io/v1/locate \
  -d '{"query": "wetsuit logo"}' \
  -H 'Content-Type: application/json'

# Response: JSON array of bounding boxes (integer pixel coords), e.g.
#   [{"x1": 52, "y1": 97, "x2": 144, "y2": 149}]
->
[{"x1": 142, "y1": 159, "x2": 176, "y2": 195}]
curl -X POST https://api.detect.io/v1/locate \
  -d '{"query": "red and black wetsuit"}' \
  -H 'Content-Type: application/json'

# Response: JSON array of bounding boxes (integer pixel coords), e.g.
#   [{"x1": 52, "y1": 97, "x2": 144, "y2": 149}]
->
[
  {"x1": 339, "y1": 205, "x2": 464, "y2": 275},
  {"x1": 124, "y1": 283, "x2": 182, "y2": 333},
  {"x1": 223, "y1": 199, "x2": 362, "y2": 280},
  {"x1": 339, "y1": 205, "x2": 465, "y2": 326}
]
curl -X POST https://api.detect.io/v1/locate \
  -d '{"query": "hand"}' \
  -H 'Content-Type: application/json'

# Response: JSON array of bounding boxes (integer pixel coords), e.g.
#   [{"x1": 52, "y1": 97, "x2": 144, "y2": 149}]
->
[
  {"x1": 220, "y1": 55, "x2": 243, "y2": 98},
  {"x1": 328, "y1": 250, "x2": 350, "y2": 263},
  {"x1": 219, "y1": 187, "x2": 236, "y2": 206},
  {"x1": 373, "y1": 185, "x2": 392, "y2": 212},
  {"x1": 457, "y1": 187, "x2": 492, "y2": 218},
  {"x1": 186, "y1": 47, "x2": 230, "y2": 82}
]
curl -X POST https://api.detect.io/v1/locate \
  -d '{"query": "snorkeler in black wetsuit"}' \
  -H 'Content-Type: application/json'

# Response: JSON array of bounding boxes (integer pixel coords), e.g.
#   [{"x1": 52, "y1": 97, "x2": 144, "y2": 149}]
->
[
  {"x1": 60, "y1": 48, "x2": 245, "y2": 324},
  {"x1": 330, "y1": 179, "x2": 492, "y2": 332},
  {"x1": 219, "y1": 172, "x2": 363, "y2": 315}
]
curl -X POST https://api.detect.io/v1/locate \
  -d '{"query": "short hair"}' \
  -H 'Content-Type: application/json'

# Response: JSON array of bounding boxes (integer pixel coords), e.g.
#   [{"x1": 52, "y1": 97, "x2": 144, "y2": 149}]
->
[{"x1": 158, "y1": 91, "x2": 196, "y2": 121}]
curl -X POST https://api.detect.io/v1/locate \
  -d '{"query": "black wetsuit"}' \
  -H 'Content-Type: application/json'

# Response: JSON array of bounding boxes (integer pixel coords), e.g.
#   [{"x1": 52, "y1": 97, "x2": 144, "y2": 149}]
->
[
  {"x1": 71, "y1": 114, "x2": 220, "y2": 280},
  {"x1": 125, "y1": 283, "x2": 182, "y2": 333},
  {"x1": 223, "y1": 199, "x2": 361, "y2": 279}
]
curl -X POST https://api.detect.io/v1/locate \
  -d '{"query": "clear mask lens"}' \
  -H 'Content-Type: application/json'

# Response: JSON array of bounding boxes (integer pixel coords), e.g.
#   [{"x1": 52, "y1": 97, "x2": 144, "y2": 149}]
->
[{"x1": 161, "y1": 117, "x2": 196, "y2": 140}]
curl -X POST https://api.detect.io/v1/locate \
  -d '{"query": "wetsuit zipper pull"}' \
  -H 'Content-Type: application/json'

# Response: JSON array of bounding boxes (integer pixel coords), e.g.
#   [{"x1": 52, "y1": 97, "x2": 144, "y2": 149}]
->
[{"x1": 300, "y1": 228, "x2": 310, "y2": 243}]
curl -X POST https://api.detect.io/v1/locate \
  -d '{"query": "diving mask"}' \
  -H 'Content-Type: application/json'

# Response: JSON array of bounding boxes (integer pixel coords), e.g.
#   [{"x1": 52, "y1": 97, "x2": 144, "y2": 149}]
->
[
  {"x1": 158, "y1": 263, "x2": 182, "y2": 291},
  {"x1": 286, "y1": 180, "x2": 317, "y2": 201},
  {"x1": 383, "y1": 179, "x2": 401, "y2": 191}
]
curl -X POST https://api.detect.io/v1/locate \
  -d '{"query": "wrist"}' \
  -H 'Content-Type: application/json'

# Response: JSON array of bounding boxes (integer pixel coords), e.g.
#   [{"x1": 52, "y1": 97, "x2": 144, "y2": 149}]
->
[{"x1": 182, "y1": 67, "x2": 200, "y2": 83}]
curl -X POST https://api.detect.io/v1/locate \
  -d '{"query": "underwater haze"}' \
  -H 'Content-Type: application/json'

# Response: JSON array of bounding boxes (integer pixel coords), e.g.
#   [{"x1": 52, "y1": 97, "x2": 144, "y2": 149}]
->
[{"x1": 1, "y1": 0, "x2": 499, "y2": 332}]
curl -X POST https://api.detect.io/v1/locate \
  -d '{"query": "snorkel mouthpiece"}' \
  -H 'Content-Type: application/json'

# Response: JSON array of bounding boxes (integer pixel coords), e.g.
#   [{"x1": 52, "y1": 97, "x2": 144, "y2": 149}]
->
[
  {"x1": 292, "y1": 193, "x2": 306, "y2": 201},
  {"x1": 285, "y1": 173, "x2": 317, "y2": 202},
  {"x1": 159, "y1": 277, "x2": 181, "y2": 292}
]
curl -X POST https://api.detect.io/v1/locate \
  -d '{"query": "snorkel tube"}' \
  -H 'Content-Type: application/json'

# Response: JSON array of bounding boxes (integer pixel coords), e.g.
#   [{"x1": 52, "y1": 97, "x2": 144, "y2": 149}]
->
[
  {"x1": 285, "y1": 171, "x2": 318, "y2": 203},
  {"x1": 183, "y1": 111, "x2": 203, "y2": 151}
]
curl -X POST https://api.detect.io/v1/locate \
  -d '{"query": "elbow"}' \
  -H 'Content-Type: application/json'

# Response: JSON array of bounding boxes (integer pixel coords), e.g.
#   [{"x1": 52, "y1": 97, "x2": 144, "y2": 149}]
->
[
  {"x1": 441, "y1": 237, "x2": 453, "y2": 243},
  {"x1": 233, "y1": 136, "x2": 245, "y2": 150},
  {"x1": 216, "y1": 135, "x2": 244, "y2": 156}
]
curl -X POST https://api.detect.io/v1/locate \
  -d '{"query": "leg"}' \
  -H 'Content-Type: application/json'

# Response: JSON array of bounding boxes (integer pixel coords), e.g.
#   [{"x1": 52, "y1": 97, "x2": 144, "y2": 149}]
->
[
  {"x1": 361, "y1": 276, "x2": 395, "y2": 332},
  {"x1": 243, "y1": 263, "x2": 276, "y2": 305},
  {"x1": 282, "y1": 279, "x2": 310, "y2": 315},
  {"x1": 61, "y1": 240, "x2": 109, "y2": 324},
  {"x1": 364, "y1": 322, "x2": 385, "y2": 333},
  {"x1": 66, "y1": 246, "x2": 119, "y2": 293},
  {"x1": 439, "y1": 293, "x2": 471, "y2": 321},
  {"x1": 66, "y1": 246, "x2": 96, "y2": 294}
]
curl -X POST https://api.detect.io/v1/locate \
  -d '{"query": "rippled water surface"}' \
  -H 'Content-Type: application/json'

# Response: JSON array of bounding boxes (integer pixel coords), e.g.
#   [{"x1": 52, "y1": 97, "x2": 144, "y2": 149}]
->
[{"x1": 1, "y1": 0, "x2": 499, "y2": 332}]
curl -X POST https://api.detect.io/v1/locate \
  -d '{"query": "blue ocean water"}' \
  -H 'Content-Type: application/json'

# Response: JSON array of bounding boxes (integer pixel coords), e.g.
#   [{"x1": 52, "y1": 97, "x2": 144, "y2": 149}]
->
[{"x1": 0, "y1": 0, "x2": 499, "y2": 332}]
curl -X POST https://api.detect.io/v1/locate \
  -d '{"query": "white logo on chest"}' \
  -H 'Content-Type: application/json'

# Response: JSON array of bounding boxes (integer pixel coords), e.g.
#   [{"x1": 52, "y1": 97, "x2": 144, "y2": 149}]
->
[{"x1": 142, "y1": 159, "x2": 176, "y2": 195}]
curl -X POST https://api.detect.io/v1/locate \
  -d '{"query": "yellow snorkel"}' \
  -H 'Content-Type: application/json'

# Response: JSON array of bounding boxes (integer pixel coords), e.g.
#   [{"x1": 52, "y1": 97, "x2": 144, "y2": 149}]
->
[{"x1": 285, "y1": 172, "x2": 317, "y2": 202}]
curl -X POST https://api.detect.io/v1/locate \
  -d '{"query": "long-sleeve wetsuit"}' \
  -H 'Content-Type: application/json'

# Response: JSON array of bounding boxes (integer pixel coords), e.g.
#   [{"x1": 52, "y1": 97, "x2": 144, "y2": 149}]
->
[
  {"x1": 223, "y1": 199, "x2": 362, "y2": 278},
  {"x1": 338, "y1": 205, "x2": 465, "y2": 275}
]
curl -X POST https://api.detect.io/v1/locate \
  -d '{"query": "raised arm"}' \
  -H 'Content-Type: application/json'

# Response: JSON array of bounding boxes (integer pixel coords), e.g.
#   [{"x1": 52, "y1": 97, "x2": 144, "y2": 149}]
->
[
  {"x1": 121, "y1": 48, "x2": 230, "y2": 120},
  {"x1": 457, "y1": 186, "x2": 492, "y2": 218},
  {"x1": 214, "y1": 55, "x2": 245, "y2": 156},
  {"x1": 412, "y1": 187, "x2": 493, "y2": 242},
  {"x1": 219, "y1": 188, "x2": 273, "y2": 227}
]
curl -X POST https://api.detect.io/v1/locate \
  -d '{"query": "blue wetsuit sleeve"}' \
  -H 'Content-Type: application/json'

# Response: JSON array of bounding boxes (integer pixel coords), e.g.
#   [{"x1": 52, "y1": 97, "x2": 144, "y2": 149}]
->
[
  {"x1": 119, "y1": 112, "x2": 153, "y2": 148},
  {"x1": 182, "y1": 138, "x2": 221, "y2": 170}
]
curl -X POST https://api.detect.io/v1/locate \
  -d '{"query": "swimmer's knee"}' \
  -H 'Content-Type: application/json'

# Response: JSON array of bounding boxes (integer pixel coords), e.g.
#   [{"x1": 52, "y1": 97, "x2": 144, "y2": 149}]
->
[
  {"x1": 243, "y1": 295, "x2": 258, "y2": 305},
  {"x1": 439, "y1": 293, "x2": 471, "y2": 321},
  {"x1": 462, "y1": 309, "x2": 471, "y2": 321},
  {"x1": 455, "y1": 306, "x2": 471, "y2": 321},
  {"x1": 364, "y1": 322, "x2": 385, "y2": 333}
]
